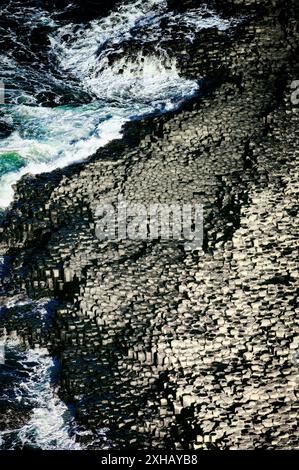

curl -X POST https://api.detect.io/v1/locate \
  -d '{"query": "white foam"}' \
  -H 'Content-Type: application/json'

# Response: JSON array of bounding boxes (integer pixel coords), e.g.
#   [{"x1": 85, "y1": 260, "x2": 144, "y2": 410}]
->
[
  {"x1": 0, "y1": 111, "x2": 125, "y2": 208},
  {"x1": 0, "y1": 337, "x2": 111, "y2": 449},
  {"x1": 0, "y1": 55, "x2": 197, "y2": 208},
  {"x1": 0, "y1": 0, "x2": 240, "y2": 209},
  {"x1": 15, "y1": 348, "x2": 81, "y2": 450},
  {"x1": 0, "y1": 340, "x2": 81, "y2": 450},
  {"x1": 52, "y1": 0, "x2": 234, "y2": 99},
  {"x1": 5, "y1": 295, "x2": 48, "y2": 310},
  {"x1": 52, "y1": 0, "x2": 167, "y2": 81},
  {"x1": 87, "y1": 52, "x2": 199, "y2": 108}
]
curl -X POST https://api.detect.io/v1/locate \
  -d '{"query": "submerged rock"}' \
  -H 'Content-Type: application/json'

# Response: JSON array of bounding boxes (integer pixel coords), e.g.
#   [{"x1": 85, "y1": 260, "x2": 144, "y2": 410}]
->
[{"x1": 0, "y1": 405, "x2": 31, "y2": 432}]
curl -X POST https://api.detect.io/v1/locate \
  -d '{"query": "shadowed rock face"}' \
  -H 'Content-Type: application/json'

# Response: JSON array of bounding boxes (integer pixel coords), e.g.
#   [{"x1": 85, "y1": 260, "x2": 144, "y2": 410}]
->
[
  {"x1": 0, "y1": 406, "x2": 31, "y2": 433},
  {"x1": 1, "y1": 0, "x2": 299, "y2": 449}
]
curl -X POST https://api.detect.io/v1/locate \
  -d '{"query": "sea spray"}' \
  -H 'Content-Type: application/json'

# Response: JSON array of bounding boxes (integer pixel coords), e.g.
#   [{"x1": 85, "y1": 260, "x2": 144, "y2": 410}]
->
[
  {"x1": 0, "y1": 334, "x2": 110, "y2": 449},
  {"x1": 0, "y1": 0, "x2": 241, "y2": 209},
  {"x1": 0, "y1": 337, "x2": 82, "y2": 450}
]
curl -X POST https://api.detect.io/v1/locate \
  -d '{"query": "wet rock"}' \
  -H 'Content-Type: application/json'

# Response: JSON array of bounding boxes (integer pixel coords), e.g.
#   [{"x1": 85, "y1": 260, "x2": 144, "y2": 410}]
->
[
  {"x1": 0, "y1": 119, "x2": 13, "y2": 140},
  {"x1": 0, "y1": 404, "x2": 31, "y2": 432},
  {"x1": 1, "y1": 0, "x2": 299, "y2": 451}
]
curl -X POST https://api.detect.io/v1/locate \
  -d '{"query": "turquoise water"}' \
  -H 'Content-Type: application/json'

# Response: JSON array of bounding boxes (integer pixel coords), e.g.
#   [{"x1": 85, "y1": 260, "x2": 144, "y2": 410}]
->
[
  {"x1": 0, "y1": 152, "x2": 24, "y2": 177},
  {"x1": 0, "y1": 102, "x2": 126, "y2": 206},
  {"x1": 0, "y1": 0, "x2": 239, "y2": 210},
  {"x1": 0, "y1": 66, "x2": 197, "y2": 208}
]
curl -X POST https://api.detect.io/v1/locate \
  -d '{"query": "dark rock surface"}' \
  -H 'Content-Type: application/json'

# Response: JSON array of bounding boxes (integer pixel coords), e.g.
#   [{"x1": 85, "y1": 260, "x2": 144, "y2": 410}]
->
[
  {"x1": 0, "y1": 405, "x2": 31, "y2": 433},
  {"x1": 1, "y1": 0, "x2": 299, "y2": 449}
]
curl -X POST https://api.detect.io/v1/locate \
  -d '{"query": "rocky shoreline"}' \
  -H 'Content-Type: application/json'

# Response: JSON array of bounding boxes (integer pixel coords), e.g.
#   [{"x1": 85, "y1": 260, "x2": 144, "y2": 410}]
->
[{"x1": 1, "y1": 0, "x2": 299, "y2": 449}]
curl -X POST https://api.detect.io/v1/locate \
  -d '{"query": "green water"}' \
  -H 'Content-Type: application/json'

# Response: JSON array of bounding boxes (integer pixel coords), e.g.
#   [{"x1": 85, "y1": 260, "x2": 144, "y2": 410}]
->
[{"x1": 0, "y1": 152, "x2": 24, "y2": 177}]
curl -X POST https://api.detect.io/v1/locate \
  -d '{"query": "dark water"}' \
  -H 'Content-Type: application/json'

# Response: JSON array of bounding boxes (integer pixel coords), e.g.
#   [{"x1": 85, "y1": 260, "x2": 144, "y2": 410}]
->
[
  {"x1": 0, "y1": 0, "x2": 240, "y2": 208},
  {"x1": 0, "y1": 293, "x2": 110, "y2": 449}
]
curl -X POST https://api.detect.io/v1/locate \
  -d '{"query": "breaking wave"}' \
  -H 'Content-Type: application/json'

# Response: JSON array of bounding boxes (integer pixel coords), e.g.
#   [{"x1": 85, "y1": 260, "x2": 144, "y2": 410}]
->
[{"x1": 0, "y1": 0, "x2": 240, "y2": 209}]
